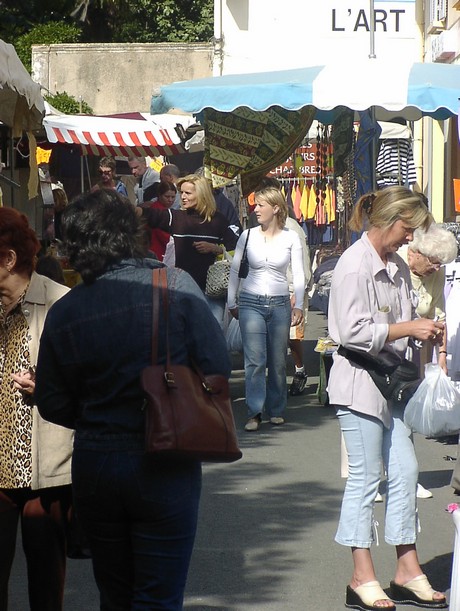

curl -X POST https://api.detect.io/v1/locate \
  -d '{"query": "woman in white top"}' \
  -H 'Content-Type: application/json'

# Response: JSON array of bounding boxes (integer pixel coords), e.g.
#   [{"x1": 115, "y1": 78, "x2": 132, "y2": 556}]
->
[
  {"x1": 328, "y1": 187, "x2": 446, "y2": 611},
  {"x1": 227, "y1": 186, "x2": 305, "y2": 432}
]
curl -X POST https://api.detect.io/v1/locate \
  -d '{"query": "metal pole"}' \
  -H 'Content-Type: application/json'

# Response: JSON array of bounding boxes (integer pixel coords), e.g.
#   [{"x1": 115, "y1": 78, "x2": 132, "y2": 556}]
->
[
  {"x1": 79, "y1": 97, "x2": 84, "y2": 193},
  {"x1": 369, "y1": 0, "x2": 376, "y2": 59}
]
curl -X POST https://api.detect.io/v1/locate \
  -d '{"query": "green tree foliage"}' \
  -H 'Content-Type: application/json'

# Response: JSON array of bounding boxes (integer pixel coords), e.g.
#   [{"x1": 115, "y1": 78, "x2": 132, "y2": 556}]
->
[
  {"x1": 0, "y1": 0, "x2": 213, "y2": 47},
  {"x1": 16, "y1": 22, "x2": 82, "y2": 72},
  {"x1": 45, "y1": 91, "x2": 93, "y2": 115}
]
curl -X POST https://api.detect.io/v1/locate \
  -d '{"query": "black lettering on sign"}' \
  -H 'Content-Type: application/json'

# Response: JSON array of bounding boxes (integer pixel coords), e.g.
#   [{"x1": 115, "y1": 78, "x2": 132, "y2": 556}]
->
[
  {"x1": 374, "y1": 10, "x2": 387, "y2": 31},
  {"x1": 331, "y1": 9, "x2": 345, "y2": 31},
  {"x1": 354, "y1": 9, "x2": 370, "y2": 31},
  {"x1": 331, "y1": 8, "x2": 406, "y2": 33},
  {"x1": 390, "y1": 9, "x2": 404, "y2": 31}
]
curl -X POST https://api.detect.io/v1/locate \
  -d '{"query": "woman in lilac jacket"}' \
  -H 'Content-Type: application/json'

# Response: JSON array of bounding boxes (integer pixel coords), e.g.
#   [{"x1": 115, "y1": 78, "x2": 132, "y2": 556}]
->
[{"x1": 328, "y1": 187, "x2": 447, "y2": 611}]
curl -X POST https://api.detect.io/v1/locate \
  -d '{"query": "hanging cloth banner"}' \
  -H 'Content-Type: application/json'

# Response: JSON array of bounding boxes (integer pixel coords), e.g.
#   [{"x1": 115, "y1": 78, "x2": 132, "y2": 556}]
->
[{"x1": 203, "y1": 105, "x2": 315, "y2": 197}]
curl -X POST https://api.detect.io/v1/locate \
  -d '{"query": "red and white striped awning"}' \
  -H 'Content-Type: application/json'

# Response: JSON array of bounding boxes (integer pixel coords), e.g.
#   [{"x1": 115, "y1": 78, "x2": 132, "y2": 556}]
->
[{"x1": 42, "y1": 113, "x2": 186, "y2": 157}]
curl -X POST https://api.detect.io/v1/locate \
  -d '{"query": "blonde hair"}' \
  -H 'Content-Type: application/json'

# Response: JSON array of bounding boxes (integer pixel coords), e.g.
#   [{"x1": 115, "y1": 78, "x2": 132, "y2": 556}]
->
[
  {"x1": 177, "y1": 174, "x2": 216, "y2": 223},
  {"x1": 254, "y1": 186, "x2": 288, "y2": 229},
  {"x1": 349, "y1": 186, "x2": 432, "y2": 233}
]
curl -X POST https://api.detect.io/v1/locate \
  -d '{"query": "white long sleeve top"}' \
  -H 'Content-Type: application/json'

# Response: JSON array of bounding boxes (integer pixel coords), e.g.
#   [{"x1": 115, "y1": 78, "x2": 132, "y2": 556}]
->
[
  {"x1": 227, "y1": 226, "x2": 305, "y2": 310},
  {"x1": 328, "y1": 232, "x2": 416, "y2": 427}
]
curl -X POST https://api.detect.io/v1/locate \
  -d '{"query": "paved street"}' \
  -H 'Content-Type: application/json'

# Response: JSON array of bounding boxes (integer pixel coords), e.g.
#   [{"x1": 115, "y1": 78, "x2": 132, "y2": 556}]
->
[{"x1": 9, "y1": 311, "x2": 460, "y2": 610}]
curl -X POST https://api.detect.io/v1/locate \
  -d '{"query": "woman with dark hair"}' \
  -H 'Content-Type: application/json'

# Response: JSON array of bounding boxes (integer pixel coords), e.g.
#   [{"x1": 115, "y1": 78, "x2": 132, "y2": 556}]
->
[
  {"x1": 35, "y1": 188, "x2": 231, "y2": 610},
  {"x1": 92, "y1": 156, "x2": 128, "y2": 197},
  {"x1": 328, "y1": 186, "x2": 446, "y2": 610},
  {"x1": 145, "y1": 180, "x2": 177, "y2": 260},
  {"x1": 0, "y1": 207, "x2": 71, "y2": 611}
]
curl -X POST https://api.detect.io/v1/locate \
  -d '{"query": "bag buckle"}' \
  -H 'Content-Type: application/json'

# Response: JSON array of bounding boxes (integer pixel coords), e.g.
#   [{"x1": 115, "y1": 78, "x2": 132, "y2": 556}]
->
[{"x1": 164, "y1": 371, "x2": 176, "y2": 387}]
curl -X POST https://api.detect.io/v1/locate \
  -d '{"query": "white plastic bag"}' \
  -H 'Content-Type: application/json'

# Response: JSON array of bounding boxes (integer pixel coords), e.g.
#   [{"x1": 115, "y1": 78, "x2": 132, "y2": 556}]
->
[
  {"x1": 225, "y1": 317, "x2": 243, "y2": 353},
  {"x1": 404, "y1": 364, "x2": 460, "y2": 437}
]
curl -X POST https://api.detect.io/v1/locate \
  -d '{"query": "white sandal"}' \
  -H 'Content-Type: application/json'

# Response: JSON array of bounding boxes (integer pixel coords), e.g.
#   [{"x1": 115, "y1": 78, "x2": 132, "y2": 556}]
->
[
  {"x1": 346, "y1": 580, "x2": 395, "y2": 610},
  {"x1": 390, "y1": 574, "x2": 447, "y2": 608}
]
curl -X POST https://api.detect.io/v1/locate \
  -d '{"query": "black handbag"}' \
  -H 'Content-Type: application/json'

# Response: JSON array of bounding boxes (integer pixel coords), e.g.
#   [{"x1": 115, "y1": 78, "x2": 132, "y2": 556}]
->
[
  {"x1": 238, "y1": 230, "x2": 250, "y2": 279},
  {"x1": 337, "y1": 345, "x2": 422, "y2": 406}
]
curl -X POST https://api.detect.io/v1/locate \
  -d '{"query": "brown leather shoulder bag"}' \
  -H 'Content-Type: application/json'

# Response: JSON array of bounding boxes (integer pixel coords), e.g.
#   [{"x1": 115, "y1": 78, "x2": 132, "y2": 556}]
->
[{"x1": 140, "y1": 267, "x2": 242, "y2": 462}]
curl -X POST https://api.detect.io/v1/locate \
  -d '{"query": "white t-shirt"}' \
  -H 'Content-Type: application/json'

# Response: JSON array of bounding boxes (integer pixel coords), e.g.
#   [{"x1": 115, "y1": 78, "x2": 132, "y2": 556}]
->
[{"x1": 227, "y1": 226, "x2": 305, "y2": 310}]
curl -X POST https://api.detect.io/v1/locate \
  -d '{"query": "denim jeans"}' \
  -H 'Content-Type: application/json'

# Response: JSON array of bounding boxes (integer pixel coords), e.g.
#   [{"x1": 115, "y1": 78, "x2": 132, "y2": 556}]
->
[
  {"x1": 335, "y1": 406, "x2": 418, "y2": 548},
  {"x1": 238, "y1": 291, "x2": 291, "y2": 419},
  {"x1": 72, "y1": 439, "x2": 202, "y2": 611}
]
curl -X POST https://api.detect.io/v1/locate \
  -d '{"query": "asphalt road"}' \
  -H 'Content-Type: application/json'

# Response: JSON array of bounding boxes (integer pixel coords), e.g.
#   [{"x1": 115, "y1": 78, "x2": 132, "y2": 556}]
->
[{"x1": 9, "y1": 310, "x2": 460, "y2": 610}]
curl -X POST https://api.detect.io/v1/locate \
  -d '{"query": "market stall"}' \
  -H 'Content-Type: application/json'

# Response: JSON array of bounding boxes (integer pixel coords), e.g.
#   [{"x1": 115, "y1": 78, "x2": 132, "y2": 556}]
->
[
  {"x1": 0, "y1": 38, "x2": 45, "y2": 200},
  {"x1": 150, "y1": 58, "x2": 460, "y2": 244}
]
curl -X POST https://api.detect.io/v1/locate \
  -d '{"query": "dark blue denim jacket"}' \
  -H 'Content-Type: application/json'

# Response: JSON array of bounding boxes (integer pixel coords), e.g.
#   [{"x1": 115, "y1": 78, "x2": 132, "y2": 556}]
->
[{"x1": 35, "y1": 259, "x2": 231, "y2": 443}]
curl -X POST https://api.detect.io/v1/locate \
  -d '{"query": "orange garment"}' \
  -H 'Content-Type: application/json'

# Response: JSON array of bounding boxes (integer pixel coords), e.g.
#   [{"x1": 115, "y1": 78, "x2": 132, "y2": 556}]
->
[{"x1": 300, "y1": 183, "x2": 309, "y2": 220}]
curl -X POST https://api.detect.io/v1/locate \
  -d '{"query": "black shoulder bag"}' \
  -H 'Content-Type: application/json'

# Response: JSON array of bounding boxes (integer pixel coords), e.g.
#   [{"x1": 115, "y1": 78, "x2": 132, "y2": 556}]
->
[{"x1": 337, "y1": 345, "x2": 421, "y2": 406}]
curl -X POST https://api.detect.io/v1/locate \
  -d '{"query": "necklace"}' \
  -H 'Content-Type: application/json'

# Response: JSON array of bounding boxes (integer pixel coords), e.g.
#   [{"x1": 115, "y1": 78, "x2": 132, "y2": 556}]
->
[{"x1": 0, "y1": 282, "x2": 29, "y2": 315}]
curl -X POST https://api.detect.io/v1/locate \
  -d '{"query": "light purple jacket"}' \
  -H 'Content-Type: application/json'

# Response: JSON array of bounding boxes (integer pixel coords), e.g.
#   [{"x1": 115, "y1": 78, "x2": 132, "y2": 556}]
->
[{"x1": 328, "y1": 233, "x2": 416, "y2": 427}]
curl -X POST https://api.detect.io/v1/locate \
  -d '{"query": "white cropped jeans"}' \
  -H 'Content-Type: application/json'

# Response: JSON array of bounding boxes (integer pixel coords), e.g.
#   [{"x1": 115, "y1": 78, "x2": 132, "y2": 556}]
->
[{"x1": 335, "y1": 405, "x2": 419, "y2": 548}]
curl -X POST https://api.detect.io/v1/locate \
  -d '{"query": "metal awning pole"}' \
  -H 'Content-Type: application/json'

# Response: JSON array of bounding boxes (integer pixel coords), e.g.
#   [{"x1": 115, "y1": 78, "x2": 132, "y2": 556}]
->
[
  {"x1": 369, "y1": 0, "x2": 376, "y2": 59},
  {"x1": 369, "y1": 0, "x2": 377, "y2": 190}
]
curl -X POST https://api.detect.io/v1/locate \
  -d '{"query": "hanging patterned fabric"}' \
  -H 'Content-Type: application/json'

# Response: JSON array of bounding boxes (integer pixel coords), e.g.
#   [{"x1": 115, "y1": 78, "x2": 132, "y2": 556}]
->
[
  {"x1": 376, "y1": 139, "x2": 417, "y2": 188},
  {"x1": 203, "y1": 105, "x2": 315, "y2": 196},
  {"x1": 331, "y1": 108, "x2": 355, "y2": 177}
]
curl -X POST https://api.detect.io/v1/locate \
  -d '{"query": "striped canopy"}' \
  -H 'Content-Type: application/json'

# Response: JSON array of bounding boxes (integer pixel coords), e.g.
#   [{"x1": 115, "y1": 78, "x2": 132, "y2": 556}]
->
[
  {"x1": 151, "y1": 59, "x2": 460, "y2": 123},
  {"x1": 43, "y1": 113, "x2": 186, "y2": 157}
]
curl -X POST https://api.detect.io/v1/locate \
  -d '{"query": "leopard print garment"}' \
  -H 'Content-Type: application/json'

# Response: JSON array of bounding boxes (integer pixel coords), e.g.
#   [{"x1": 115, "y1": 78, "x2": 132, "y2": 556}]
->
[{"x1": 0, "y1": 299, "x2": 32, "y2": 488}]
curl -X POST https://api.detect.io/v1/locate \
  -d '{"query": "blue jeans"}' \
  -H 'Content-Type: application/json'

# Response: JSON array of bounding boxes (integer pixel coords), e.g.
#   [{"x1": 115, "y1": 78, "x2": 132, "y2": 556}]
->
[
  {"x1": 72, "y1": 439, "x2": 202, "y2": 611},
  {"x1": 238, "y1": 291, "x2": 291, "y2": 419},
  {"x1": 335, "y1": 406, "x2": 418, "y2": 548}
]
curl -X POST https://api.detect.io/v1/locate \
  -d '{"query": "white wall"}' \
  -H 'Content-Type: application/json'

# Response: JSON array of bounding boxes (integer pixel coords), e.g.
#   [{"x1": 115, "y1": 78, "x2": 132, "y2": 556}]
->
[{"x1": 215, "y1": 0, "x2": 420, "y2": 75}]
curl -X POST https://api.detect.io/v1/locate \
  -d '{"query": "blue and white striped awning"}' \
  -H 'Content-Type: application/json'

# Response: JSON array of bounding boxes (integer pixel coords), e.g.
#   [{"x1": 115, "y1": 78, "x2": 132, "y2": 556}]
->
[{"x1": 151, "y1": 59, "x2": 460, "y2": 123}]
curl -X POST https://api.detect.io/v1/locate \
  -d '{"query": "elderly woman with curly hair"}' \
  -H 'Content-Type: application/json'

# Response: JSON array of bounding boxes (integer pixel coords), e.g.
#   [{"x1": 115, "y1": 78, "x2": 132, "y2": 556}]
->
[{"x1": 399, "y1": 223, "x2": 458, "y2": 374}]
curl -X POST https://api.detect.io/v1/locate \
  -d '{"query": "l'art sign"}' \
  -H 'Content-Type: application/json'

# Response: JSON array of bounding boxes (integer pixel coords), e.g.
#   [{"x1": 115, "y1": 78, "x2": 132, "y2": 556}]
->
[
  {"x1": 331, "y1": 4, "x2": 410, "y2": 33},
  {"x1": 219, "y1": 0, "x2": 418, "y2": 74}
]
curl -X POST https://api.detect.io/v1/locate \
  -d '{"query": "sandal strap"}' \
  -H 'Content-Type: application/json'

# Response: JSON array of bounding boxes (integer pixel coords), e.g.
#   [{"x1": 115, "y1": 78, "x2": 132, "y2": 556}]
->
[
  {"x1": 402, "y1": 574, "x2": 436, "y2": 599},
  {"x1": 355, "y1": 581, "x2": 392, "y2": 606}
]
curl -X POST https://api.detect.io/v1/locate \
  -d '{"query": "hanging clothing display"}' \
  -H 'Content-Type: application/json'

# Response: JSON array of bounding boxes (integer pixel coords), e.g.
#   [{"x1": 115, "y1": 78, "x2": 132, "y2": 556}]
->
[{"x1": 376, "y1": 139, "x2": 417, "y2": 188}]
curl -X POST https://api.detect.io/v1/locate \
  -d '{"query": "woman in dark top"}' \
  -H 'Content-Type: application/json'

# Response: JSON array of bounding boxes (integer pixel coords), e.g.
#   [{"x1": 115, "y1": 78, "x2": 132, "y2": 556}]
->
[
  {"x1": 141, "y1": 174, "x2": 240, "y2": 325},
  {"x1": 35, "y1": 189, "x2": 231, "y2": 611}
]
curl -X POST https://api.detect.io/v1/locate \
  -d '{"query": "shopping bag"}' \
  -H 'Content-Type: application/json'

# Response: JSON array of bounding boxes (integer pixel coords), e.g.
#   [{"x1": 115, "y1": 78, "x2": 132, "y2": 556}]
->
[
  {"x1": 223, "y1": 307, "x2": 243, "y2": 353},
  {"x1": 225, "y1": 317, "x2": 243, "y2": 353},
  {"x1": 404, "y1": 364, "x2": 460, "y2": 437},
  {"x1": 205, "y1": 249, "x2": 232, "y2": 299}
]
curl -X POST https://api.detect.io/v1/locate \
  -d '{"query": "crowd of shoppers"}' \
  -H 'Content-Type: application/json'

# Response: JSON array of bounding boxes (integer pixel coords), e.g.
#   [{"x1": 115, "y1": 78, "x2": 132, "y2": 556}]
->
[{"x1": 3, "y1": 164, "x2": 458, "y2": 610}]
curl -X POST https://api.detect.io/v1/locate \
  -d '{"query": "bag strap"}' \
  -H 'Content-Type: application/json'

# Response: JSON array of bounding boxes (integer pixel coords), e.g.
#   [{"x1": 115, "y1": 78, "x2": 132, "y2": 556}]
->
[
  {"x1": 151, "y1": 267, "x2": 214, "y2": 391},
  {"x1": 242, "y1": 229, "x2": 250, "y2": 258},
  {"x1": 151, "y1": 267, "x2": 169, "y2": 366}
]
